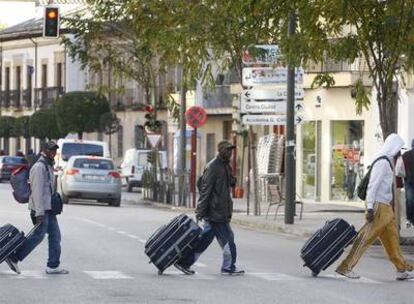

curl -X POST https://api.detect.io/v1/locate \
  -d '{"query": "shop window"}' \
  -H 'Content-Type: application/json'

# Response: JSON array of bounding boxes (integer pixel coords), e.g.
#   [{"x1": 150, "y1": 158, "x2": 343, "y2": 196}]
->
[
  {"x1": 134, "y1": 125, "x2": 145, "y2": 149},
  {"x1": 330, "y1": 120, "x2": 364, "y2": 201},
  {"x1": 302, "y1": 121, "x2": 321, "y2": 200}
]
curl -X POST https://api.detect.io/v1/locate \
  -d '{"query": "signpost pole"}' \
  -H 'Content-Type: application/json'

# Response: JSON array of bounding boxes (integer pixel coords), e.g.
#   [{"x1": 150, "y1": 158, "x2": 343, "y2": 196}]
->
[
  {"x1": 285, "y1": 12, "x2": 296, "y2": 225},
  {"x1": 191, "y1": 128, "x2": 197, "y2": 208}
]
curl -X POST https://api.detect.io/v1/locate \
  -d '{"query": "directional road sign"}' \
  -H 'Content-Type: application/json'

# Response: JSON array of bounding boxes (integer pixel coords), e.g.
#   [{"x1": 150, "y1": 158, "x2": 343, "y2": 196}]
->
[
  {"x1": 242, "y1": 45, "x2": 282, "y2": 65},
  {"x1": 240, "y1": 100, "x2": 305, "y2": 114},
  {"x1": 242, "y1": 114, "x2": 305, "y2": 126},
  {"x1": 241, "y1": 88, "x2": 304, "y2": 101},
  {"x1": 242, "y1": 67, "x2": 304, "y2": 86}
]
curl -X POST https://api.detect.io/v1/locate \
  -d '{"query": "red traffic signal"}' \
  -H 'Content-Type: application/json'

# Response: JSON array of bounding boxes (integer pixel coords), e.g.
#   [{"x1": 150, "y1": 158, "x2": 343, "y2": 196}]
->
[{"x1": 43, "y1": 6, "x2": 60, "y2": 38}]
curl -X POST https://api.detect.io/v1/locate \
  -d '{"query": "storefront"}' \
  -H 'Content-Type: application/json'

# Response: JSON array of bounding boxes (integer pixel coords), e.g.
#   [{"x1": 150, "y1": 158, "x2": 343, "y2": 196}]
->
[{"x1": 297, "y1": 86, "x2": 379, "y2": 204}]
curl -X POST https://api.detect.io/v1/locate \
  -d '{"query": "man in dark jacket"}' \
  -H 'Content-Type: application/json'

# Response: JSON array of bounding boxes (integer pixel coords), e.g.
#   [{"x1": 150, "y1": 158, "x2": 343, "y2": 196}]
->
[
  {"x1": 400, "y1": 139, "x2": 414, "y2": 227},
  {"x1": 174, "y1": 141, "x2": 244, "y2": 276}
]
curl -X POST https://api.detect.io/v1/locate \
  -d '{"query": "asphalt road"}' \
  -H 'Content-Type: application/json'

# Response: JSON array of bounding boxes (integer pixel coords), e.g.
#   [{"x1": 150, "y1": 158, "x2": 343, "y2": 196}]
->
[{"x1": 0, "y1": 183, "x2": 413, "y2": 304}]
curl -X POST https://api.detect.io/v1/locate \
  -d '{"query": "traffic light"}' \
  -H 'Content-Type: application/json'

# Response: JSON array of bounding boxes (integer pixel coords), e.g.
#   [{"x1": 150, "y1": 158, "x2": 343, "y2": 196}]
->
[
  {"x1": 43, "y1": 6, "x2": 60, "y2": 38},
  {"x1": 144, "y1": 105, "x2": 163, "y2": 132}
]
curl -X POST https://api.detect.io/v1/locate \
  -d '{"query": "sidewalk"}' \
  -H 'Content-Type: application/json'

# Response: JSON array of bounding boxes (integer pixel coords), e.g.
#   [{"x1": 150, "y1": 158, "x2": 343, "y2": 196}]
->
[{"x1": 123, "y1": 193, "x2": 414, "y2": 245}]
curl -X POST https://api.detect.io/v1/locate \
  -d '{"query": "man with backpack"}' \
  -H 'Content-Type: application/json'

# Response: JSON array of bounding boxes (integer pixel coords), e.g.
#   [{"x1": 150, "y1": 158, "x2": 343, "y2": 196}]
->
[
  {"x1": 6, "y1": 141, "x2": 68, "y2": 275},
  {"x1": 174, "y1": 141, "x2": 244, "y2": 276},
  {"x1": 335, "y1": 133, "x2": 414, "y2": 281}
]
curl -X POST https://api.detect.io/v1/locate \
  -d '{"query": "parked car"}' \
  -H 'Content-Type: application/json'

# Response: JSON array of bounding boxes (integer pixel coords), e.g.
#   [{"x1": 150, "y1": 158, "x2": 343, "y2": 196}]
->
[
  {"x1": 120, "y1": 149, "x2": 168, "y2": 192},
  {"x1": 0, "y1": 156, "x2": 27, "y2": 182},
  {"x1": 59, "y1": 156, "x2": 121, "y2": 207}
]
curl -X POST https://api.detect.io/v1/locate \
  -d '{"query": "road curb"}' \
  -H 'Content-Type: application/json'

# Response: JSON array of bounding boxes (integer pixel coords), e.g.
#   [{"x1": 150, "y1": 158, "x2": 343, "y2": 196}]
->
[{"x1": 125, "y1": 198, "x2": 414, "y2": 245}]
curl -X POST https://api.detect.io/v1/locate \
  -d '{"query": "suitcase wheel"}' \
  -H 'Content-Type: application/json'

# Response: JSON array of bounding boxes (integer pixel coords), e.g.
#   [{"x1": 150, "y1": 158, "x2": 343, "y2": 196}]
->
[
  {"x1": 311, "y1": 271, "x2": 319, "y2": 277},
  {"x1": 158, "y1": 270, "x2": 163, "y2": 276}
]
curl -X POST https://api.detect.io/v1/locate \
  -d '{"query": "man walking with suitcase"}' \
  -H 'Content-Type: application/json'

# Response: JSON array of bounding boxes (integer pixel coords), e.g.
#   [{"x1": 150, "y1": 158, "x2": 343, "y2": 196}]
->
[
  {"x1": 335, "y1": 134, "x2": 414, "y2": 280},
  {"x1": 6, "y1": 141, "x2": 69, "y2": 275},
  {"x1": 174, "y1": 141, "x2": 244, "y2": 276}
]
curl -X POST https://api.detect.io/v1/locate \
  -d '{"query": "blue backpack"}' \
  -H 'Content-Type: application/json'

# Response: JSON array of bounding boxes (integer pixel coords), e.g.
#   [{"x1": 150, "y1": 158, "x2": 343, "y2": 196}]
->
[
  {"x1": 10, "y1": 158, "x2": 46, "y2": 204},
  {"x1": 10, "y1": 165, "x2": 31, "y2": 204}
]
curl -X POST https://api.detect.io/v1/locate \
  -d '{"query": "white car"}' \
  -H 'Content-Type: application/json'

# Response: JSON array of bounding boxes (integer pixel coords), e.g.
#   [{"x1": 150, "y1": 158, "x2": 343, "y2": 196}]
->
[
  {"x1": 120, "y1": 149, "x2": 168, "y2": 192},
  {"x1": 59, "y1": 156, "x2": 122, "y2": 207}
]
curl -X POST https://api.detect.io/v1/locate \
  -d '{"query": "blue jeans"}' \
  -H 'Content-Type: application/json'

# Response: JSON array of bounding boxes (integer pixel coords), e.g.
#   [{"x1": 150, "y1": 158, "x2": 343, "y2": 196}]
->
[
  {"x1": 178, "y1": 222, "x2": 237, "y2": 271},
  {"x1": 14, "y1": 211, "x2": 61, "y2": 269},
  {"x1": 405, "y1": 181, "x2": 414, "y2": 224}
]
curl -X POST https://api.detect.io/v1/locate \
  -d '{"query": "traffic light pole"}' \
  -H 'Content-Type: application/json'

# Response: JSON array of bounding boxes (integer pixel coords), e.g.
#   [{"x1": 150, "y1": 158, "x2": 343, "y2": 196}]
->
[{"x1": 285, "y1": 12, "x2": 296, "y2": 225}]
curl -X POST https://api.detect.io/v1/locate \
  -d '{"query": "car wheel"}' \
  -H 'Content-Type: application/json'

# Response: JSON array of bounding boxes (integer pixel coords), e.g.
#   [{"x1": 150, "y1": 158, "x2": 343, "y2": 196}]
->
[
  {"x1": 110, "y1": 198, "x2": 121, "y2": 207},
  {"x1": 127, "y1": 182, "x2": 133, "y2": 193}
]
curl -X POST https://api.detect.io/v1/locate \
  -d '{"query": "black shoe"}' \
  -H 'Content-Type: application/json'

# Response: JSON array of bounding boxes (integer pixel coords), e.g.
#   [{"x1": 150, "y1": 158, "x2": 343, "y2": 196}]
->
[
  {"x1": 5, "y1": 258, "x2": 21, "y2": 274},
  {"x1": 221, "y1": 268, "x2": 245, "y2": 276},
  {"x1": 174, "y1": 263, "x2": 195, "y2": 275}
]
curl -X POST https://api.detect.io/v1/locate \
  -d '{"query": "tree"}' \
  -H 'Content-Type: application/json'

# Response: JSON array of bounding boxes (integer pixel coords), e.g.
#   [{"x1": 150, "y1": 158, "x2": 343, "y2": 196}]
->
[
  {"x1": 55, "y1": 91, "x2": 110, "y2": 139},
  {"x1": 99, "y1": 111, "x2": 120, "y2": 152},
  {"x1": 0, "y1": 116, "x2": 17, "y2": 138},
  {"x1": 275, "y1": 0, "x2": 414, "y2": 139},
  {"x1": 15, "y1": 116, "x2": 31, "y2": 138},
  {"x1": 29, "y1": 108, "x2": 65, "y2": 140}
]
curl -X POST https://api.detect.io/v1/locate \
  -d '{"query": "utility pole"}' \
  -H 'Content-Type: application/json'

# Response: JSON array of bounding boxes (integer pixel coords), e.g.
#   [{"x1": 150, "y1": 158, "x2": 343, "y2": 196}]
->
[
  {"x1": 285, "y1": 12, "x2": 296, "y2": 225},
  {"x1": 178, "y1": 68, "x2": 187, "y2": 206}
]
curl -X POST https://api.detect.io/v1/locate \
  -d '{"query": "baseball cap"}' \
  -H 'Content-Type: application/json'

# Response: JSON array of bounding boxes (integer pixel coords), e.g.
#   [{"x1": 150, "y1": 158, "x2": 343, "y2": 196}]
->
[
  {"x1": 41, "y1": 140, "x2": 59, "y2": 151},
  {"x1": 218, "y1": 140, "x2": 236, "y2": 150}
]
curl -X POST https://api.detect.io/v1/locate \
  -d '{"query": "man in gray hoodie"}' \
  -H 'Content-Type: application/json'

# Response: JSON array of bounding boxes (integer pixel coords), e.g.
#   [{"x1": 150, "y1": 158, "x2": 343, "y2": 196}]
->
[
  {"x1": 336, "y1": 133, "x2": 414, "y2": 280},
  {"x1": 5, "y1": 141, "x2": 68, "y2": 275}
]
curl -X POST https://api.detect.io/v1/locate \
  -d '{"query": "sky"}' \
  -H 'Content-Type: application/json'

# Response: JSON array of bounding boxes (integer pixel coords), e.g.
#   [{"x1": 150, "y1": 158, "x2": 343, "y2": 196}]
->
[{"x1": 0, "y1": 1, "x2": 37, "y2": 27}]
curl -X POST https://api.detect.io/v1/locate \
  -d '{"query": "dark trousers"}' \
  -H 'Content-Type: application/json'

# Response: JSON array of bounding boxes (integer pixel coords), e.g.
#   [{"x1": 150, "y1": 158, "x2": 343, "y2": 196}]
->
[
  {"x1": 178, "y1": 221, "x2": 237, "y2": 271},
  {"x1": 13, "y1": 211, "x2": 61, "y2": 269},
  {"x1": 405, "y1": 181, "x2": 414, "y2": 224}
]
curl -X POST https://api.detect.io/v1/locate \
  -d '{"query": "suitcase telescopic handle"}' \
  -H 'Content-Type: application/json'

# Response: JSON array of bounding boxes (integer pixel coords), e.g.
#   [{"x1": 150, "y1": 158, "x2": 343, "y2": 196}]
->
[{"x1": 24, "y1": 223, "x2": 42, "y2": 239}]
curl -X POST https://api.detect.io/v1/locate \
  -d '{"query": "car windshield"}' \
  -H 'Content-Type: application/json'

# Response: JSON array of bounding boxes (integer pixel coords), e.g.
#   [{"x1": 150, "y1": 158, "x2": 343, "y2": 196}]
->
[
  {"x1": 3, "y1": 157, "x2": 26, "y2": 164},
  {"x1": 73, "y1": 158, "x2": 114, "y2": 170},
  {"x1": 62, "y1": 143, "x2": 104, "y2": 161}
]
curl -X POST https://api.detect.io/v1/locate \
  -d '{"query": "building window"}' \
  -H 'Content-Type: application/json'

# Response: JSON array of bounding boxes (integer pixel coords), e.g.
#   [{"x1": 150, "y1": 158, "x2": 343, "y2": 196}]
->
[
  {"x1": 117, "y1": 125, "x2": 123, "y2": 158},
  {"x1": 330, "y1": 120, "x2": 364, "y2": 201},
  {"x1": 5, "y1": 67, "x2": 10, "y2": 91},
  {"x1": 41, "y1": 64, "x2": 47, "y2": 88},
  {"x1": 15, "y1": 137, "x2": 21, "y2": 153},
  {"x1": 3, "y1": 137, "x2": 10, "y2": 155},
  {"x1": 56, "y1": 62, "x2": 63, "y2": 88},
  {"x1": 222, "y1": 121, "x2": 232, "y2": 141},
  {"x1": 206, "y1": 133, "x2": 216, "y2": 162}
]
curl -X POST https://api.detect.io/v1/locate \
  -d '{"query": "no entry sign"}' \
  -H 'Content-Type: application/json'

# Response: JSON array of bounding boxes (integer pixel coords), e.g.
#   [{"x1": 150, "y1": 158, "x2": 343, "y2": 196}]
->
[{"x1": 185, "y1": 106, "x2": 207, "y2": 129}]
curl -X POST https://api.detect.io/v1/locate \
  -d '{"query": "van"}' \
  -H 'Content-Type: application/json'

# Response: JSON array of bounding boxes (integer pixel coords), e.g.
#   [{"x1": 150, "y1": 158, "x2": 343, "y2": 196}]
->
[
  {"x1": 55, "y1": 139, "x2": 110, "y2": 171},
  {"x1": 120, "y1": 149, "x2": 168, "y2": 192}
]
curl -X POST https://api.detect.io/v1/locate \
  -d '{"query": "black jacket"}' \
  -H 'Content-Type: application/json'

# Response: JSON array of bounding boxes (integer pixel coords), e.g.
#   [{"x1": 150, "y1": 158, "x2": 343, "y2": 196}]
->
[
  {"x1": 403, "y1": 150, "x2": 414, "y2": 183},
  {"x1": 196, "y1": 156, "x2": 234, "y2": 223}
]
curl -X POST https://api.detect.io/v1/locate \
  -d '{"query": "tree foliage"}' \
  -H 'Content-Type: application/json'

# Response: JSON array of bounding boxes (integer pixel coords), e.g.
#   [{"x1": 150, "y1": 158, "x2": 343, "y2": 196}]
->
[
  {"x1": 0, "y1": 116, "x2": 17, "y2": 138},
  {"x1": 55, "y1": 91, "x2": 110, "y2": 139},
  {"x1": 29, "y1": 108, "x2": 65, "y2": 140},
  {"x1": 276, "y1": 0, "x2": 414, "y2": 138},
  {"x1": 15, "y1": 116, "x2": 31, "y2": 138}
]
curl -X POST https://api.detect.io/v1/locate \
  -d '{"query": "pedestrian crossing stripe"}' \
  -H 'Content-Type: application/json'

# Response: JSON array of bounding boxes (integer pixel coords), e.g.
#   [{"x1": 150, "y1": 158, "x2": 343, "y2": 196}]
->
[
  {"x1": 322, "y1": 274, "x2": 383, "y2": 284},
  {"x1": 83, "y1": 271, "x2": 134, "y2": 279},
  {"x1": 248, "y1": 272, "x2": 299, "y2": 281}
]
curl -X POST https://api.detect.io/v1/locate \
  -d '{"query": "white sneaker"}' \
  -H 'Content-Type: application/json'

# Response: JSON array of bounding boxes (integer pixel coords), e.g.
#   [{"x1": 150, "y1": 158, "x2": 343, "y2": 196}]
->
[
  {"x1": 396, "y1": 271, "x2": 414, "y2": 281},
  {"x1": 45, "y1": 267, "x2": 69, "y2": 275},
  {"x1": 335, "y1": 269, "x2": 360, "y2": 279}
]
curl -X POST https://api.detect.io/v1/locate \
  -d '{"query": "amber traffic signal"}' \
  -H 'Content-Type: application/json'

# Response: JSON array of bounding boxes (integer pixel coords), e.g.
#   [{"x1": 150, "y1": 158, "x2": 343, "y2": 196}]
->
[{"x1": 43, "y1": 6, "x2": 60, "y2": 38}]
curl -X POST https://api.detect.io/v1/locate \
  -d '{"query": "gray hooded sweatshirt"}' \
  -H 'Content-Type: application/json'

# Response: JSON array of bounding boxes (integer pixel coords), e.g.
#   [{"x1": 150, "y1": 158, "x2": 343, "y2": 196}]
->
[{"x1": 366, "y1": 133, "x2": 404, "y2": 209}]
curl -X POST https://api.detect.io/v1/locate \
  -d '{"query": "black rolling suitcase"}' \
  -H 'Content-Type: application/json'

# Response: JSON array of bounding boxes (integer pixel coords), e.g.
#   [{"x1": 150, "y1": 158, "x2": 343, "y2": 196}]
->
[
  {"x1": 300, "y1": 218, "x2": 357, "y2": 277},
  {"x1": 145, "y1": 214, "x2": 201, "y2": 275},
  {"x1": 0, "y1": 224, "x2": 25, "y2": 264}
]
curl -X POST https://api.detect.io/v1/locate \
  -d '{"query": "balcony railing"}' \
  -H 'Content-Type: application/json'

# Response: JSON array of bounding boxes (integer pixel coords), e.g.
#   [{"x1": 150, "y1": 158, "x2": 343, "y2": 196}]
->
[
  {"x1": 10, "y1": 89, "x2": 21, "y2": 108},
  {"x1": 0, "y1": 90, "x2": 11, "y2": 108},
  {"x1": 23, "y1": 89, "x2": 32, "y2": 108},
  {"x1": 34, "y1": 87, "x2": 64, "y2": 109},
  {"x1": 202, "y1": 85, "x2": 233, "y2": 109}
]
